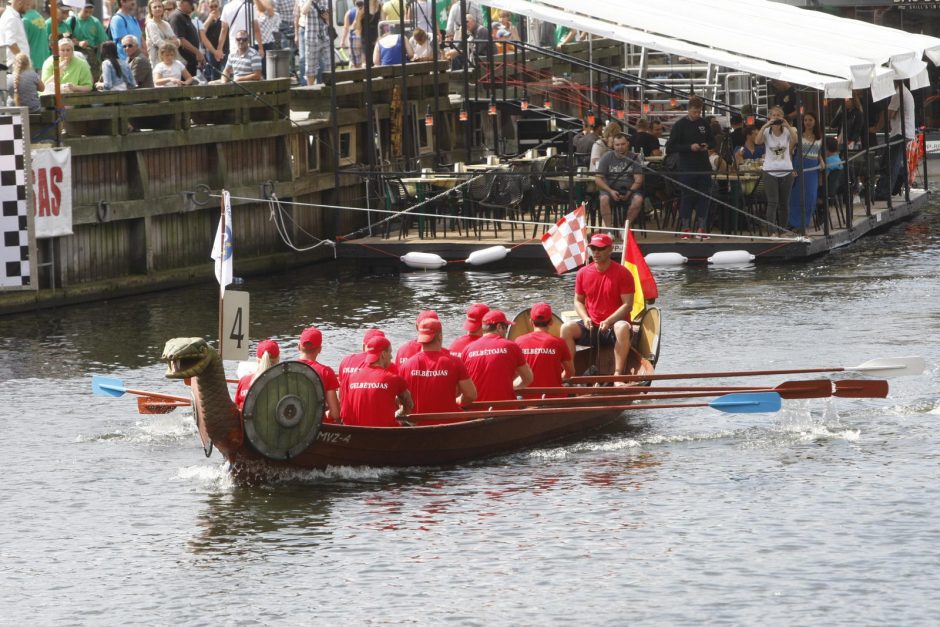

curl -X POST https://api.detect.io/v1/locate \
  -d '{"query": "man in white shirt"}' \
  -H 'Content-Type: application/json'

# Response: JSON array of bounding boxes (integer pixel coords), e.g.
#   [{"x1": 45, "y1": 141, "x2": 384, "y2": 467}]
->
[
  {"x1": 0, "y1": 0, "x2": 31, "y2": 67},
  {"x1": 875, "y1": 82, "x2": 915, "y2": 200},
  {"x1": 219, "y1": 0, "x2": 264, "y2": 59}
]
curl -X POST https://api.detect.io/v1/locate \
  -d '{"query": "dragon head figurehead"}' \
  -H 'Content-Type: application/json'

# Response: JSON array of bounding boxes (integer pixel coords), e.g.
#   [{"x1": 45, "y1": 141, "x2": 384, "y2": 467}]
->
[
  {"x1": 162, "y1": 337, "x2": 219, "y2": 379},
  {"x1": 162, "y1": 337, "x2": 242, "y2": 458}
]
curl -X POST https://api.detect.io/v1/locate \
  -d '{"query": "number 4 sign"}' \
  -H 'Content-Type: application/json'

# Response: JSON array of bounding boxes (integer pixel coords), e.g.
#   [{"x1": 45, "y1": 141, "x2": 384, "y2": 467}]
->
[{"x1": 221, "y1": 290, "x2": 250, "y2": 360}]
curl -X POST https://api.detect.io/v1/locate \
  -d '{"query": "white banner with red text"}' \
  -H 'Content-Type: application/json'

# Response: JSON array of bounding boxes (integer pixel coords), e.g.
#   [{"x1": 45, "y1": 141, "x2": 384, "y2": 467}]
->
[{"x1": 32, "y1": 147, "x2": 73, "y2": 239}]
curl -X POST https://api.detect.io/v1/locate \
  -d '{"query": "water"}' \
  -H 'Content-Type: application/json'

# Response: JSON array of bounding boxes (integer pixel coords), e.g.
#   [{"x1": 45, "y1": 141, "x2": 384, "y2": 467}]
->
[{"x1": 2, "y1": 205, "x2": 939, "y2": 625}]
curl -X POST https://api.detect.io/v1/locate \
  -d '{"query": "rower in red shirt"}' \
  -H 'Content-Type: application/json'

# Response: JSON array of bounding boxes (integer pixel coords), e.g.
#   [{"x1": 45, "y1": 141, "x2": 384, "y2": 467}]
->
[
  {"x1": 448, "y1": 302, "x2": 489, "y2": 361},
  {"x1": 338, "y1": 328, "x2": 397, "y2": 398},
  {"x1": 402, "y1": 317, "x2": 477, "y2": 416},
  {"x1": 297, "y1": 326, "x2": 342, "y2": 422},
  {"x1": 395, "y1": 310, "x2": 444, "y2": 368},
  {"x1": 462, "y1": 310, "x2": 533, "y2": 402},
  {"x1": 514, "y1": 303, "x2": 573, "y2": 396},
  {"x1": 234, "y1": 339, "x2": 280, "y2": 409},
  {"x1": 342, "y1": 336, "x2": 413, "y2": 427},
  {"x1": 560, "y1": 233, "x2": 635, "y2": 382}
]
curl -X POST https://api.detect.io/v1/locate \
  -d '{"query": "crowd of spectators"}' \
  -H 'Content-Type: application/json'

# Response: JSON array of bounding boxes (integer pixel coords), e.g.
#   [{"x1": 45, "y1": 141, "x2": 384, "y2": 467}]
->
[{"x1": 1, "y1": 0, "x2": 591, "y2": 100}]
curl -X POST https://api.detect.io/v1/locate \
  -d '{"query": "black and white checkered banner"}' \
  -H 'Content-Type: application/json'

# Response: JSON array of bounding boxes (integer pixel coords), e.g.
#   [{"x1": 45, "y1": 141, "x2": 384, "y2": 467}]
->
[{"x1": 0, "y1": 109, "x2": 37, "y2": 290}]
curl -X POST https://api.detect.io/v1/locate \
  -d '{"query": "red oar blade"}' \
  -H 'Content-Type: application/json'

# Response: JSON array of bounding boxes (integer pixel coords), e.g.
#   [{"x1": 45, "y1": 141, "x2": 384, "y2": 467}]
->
[
  {"x1": 774, "y1": 379, "x2": 832, "y2": 399},
  {"x1": 137, "y1": 397, "x2": 190, "y2": 414},
  {"x1": 834, "y1": 379, "x2": 889, "y2": 398}
]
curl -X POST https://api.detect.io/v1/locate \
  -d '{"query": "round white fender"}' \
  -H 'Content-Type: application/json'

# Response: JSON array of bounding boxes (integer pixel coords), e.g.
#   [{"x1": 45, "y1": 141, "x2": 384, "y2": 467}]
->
[
  {"x1": 401, "y1": 251, "x2": 447, "y2": 269},
  {"x1": 645, "y1": 252, "x2": 688, "y2": 266},
  {"x1": 708, "y1": 250, "x2": 755, "y2": 264},
  {"x1": 466, "y1": 245, "x2": 510, "y2": 266}
]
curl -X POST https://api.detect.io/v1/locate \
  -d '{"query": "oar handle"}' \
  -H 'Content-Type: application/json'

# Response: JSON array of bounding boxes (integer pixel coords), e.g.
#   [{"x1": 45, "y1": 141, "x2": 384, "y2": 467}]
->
[{"x1": 123, "y1": 386, "x2": 191, "y2": 404}]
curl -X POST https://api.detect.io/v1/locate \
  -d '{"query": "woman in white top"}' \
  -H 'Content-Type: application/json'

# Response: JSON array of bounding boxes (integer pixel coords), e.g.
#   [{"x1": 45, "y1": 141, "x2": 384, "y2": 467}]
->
[
  {"x1": 146, "y1": 0, "x2": 180, "y2": 66},
  {"x1": 755, "y1": 105, "x2": 797, "y2": 229}
]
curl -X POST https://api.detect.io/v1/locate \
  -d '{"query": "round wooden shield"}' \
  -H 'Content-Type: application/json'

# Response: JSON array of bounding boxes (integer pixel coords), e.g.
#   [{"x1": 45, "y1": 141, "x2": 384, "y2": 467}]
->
[
  {"x1": 241, "y1": 361, "x2": 325, "y2": 461},
  {"x1": 508, "y1": 308, "x2": 564, "y2": 341}
]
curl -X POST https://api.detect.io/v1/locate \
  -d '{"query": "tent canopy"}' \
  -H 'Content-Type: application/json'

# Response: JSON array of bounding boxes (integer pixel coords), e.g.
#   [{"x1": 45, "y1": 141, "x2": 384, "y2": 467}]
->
[{"x1": 486, "y1": 0, "x2": 939, "y2": 100}]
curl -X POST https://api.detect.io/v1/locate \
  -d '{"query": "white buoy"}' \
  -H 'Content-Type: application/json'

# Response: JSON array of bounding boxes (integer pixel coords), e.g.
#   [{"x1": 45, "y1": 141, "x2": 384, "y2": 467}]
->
[
  {"x1": 645, "y1": 252, "x2": 688, "y2": 266},
  {"x1": 708, "y1": 250, "x2": 755, "y2": 264},
  {"x1": 466, "y1": 245, "x2": 510, "y2": 266},
  {"x1": 400, "y1": 251, "x2": 447, "y2": 269}
]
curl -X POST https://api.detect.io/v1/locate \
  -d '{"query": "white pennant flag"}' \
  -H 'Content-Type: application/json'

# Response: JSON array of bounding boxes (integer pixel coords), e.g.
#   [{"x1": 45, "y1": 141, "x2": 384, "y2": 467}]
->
[{"x1": 211, "y1": 190, "x2": 233, "y2": 295}]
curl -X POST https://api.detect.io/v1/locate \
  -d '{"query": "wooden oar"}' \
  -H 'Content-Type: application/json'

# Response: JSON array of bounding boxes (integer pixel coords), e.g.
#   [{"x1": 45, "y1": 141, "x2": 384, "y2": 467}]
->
[
  {"x1": 834, "y1": 379, "x2": 889, "y2": 398},
  {"x1": 567, "y1": 357, "x2": 925, "y2": 385},
  {"x1": 410, "y1": 392, "x2": 782, "y2": 423},
  {"x1": 519, "y1": 380, "x2": 833, "y2": 401},
  {"x1": 467, "y1": 381, "x2": 831, "y2": 410},
  {"x1": 92, "y1": 375, "x2": 190, "y2": 404}
]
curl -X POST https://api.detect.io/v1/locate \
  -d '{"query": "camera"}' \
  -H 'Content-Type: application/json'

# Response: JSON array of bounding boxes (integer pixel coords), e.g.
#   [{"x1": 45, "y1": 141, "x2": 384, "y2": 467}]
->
[{"x1": 771, "y1": 119, "x2": 784, "y2": 126}]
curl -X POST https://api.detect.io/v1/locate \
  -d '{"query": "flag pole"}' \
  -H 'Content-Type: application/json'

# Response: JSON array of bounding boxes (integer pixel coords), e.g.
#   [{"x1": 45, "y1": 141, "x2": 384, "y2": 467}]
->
[{"x1": 217, "y1": 194, "x2": 225, "y2": 360}]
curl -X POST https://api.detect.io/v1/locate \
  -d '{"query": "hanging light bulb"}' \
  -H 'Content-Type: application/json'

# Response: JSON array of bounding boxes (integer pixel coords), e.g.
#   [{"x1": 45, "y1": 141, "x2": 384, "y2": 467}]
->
[
  {"x1": 520, "y1": 94, "x2": 529, "y2": 111},
  {"x1": 586, "y1": 108, "x2": 595, "y2": 126},
  {"x1": 746, "y1": 115, "x2": 755, "y2": 126},
  {"x1": 488, "y1": 100, "x2": 497, "y2": 116},
  {"x1": 543, "y1": 97, "x2": 552, "y2": 110},
  {"x1": 823, "y1": 98, "x2": 829, "y2": 107},
  {"x1": 424, "y1": 105, "x2": 433, "y2": 127},
  {"x1": 642, "y1": 100, "x2": 651, "y2": 114},
  {"x1": 670, "y1": 96, "x2": 677, "y2": 107},
  {"x1": 459, "y1": 102, "x2": 468, "y2": 122},
  {"x1": 615, "y1": 109, "x2": 625, "y2": 120}
]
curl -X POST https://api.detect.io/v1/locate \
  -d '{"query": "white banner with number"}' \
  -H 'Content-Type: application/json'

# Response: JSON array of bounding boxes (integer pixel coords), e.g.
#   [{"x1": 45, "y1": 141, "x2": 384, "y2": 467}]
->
[
  {"x1": 31, "y1": 147, "x2": 73, "y2": 239},
  {"x1": 221, "y1": 290, "x2": 250, "y2": 361}
]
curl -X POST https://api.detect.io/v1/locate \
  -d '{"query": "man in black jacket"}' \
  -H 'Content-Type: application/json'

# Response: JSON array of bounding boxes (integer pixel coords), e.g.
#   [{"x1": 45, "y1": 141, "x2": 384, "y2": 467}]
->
[{"x1": 665, "y1": 96, "x2": 714, "y2": 239}]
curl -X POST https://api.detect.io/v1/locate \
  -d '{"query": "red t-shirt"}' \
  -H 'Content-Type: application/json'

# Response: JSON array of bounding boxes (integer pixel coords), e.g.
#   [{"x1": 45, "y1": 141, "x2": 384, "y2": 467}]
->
[
  {"x1": 298, "y1": 358, "x2": 340, "y2": 392},
  {"x1": 401, "y1": 350, "x2": 470, "y2": 414},
  {"x1": 234, "y1": 374, "x2": 252, "y2": 409},
  {"x1": 342, "y1": 365, "x2": 408, "y2": 427},
  {"x1": 448, "y1": 334, "x2": 480, "y2": 361},
  {"x1": 462, "y1": 333, "x2": 527, "y2": 402},
  {"x1": 575, "y1": 262, "x2": 635, "y2": 324},
  {"x1": 396, "y1": 340, "x2": 448, "y2": 367},
  {"x1": 515, "y1": 331, "x2": 571, "y2": 392},
  {"x1": 338, "y1": 353, "x2": 399, "y2": 393}
]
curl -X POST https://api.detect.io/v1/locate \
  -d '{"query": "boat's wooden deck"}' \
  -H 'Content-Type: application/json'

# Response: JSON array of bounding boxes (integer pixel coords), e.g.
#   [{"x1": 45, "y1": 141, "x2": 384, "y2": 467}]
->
[{"x1": 339, "y1": 189, "x2": 927, "y2": 264}]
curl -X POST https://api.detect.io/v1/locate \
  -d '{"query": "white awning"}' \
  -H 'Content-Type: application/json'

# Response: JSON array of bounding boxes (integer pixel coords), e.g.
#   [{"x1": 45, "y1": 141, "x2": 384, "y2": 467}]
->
[{"x1": 485, "y1": 0, "x2": 940, "y2": 100}]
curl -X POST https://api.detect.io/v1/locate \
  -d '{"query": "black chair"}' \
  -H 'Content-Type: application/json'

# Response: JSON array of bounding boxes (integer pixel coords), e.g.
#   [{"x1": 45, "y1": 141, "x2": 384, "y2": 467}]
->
[
  {"x1": 821, "y1": 167, "x2": 847, "y2": 229},
  {"x1": 383, "y1": 177, "x2": 417, "y2": 239},
  {"x1": 466, "y1": 174, "x2": 497, "y2": 239},
  {"x1": 477, "y1": 174, "x2": 525, "y2": 241}
]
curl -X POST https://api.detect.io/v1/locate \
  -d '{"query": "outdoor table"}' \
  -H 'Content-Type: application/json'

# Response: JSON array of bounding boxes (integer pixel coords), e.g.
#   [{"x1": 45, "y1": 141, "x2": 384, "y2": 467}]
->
[{"x1": 400, "y1": 176, "x2": 466, "y2": 238}]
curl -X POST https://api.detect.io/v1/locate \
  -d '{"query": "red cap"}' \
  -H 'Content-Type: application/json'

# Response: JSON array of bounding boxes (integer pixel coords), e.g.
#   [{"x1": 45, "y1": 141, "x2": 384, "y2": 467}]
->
[
  {"x1": 463, "y1": 303, "x2": 490, "y2": 331},
  {"x1": 255, "y1": 339, "x2": 280, "y2": 359},
  {"x1": 364, "y1": 335, "x2": 391, "y2": 364},
  {"x1": 417, "y1": 318, "x2": 443, "y2": 343},
  {"x1": 416, "y1": 310, "x2": 439, "y2": 323},
  {"x1": 589, "y1": 233, "x2": 613, "y2": 248},
  {"x1": 530, "y1": 303, "x2": 553, "y2": 324},
  {"x1": 482, "y1": 310, "x2": 512, "y2": 326},
  {"x1": 362, "y1": 328, "x2": 385, "y2": 345},
  {"x1": 299, "y1": 326, "x2": 322, "y2": 349}
]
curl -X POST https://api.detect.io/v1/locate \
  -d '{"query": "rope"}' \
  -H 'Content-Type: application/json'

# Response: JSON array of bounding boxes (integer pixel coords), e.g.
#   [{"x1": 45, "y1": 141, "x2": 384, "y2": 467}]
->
[{"x1": 266, "y1": 193, "x2": 337, "y2": 256}]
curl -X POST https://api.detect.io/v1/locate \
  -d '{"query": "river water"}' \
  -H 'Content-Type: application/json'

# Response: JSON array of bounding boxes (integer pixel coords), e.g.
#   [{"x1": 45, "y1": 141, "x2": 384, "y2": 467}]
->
[{"x1": 2, "y1": 203, "x2": 938, "y2": 625}]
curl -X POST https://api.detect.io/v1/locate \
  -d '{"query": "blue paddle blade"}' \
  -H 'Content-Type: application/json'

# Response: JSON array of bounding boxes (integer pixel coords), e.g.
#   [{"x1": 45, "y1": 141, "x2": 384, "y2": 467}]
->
[
  {"x1": 91, "y1": 375, "x2": 127, "y2": 398},
  {"x1": 708, "y1": 392, "x2": 782, "y2": 413}
]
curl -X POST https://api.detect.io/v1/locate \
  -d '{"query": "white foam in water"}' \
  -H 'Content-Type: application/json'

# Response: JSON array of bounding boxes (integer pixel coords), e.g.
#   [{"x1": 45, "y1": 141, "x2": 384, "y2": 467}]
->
[
  {"x1": 135, "y1": 413, "x2": 196, "y2": 442},
  {"x1": 928, "y1": 402, "x2": 940, "y2": 415}
]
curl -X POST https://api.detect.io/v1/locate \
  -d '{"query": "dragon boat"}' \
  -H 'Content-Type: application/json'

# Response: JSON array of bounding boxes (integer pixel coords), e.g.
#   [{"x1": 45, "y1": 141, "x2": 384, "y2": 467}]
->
[{"x1": 161, "y1": 307, "x2": 661, "y2": 475}]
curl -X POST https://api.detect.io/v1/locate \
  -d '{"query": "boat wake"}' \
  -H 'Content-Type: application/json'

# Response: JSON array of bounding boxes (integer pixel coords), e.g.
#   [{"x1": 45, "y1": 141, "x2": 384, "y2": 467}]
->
[{"x1": 77, "y1": 412, "x2": 196, "y2": 445}]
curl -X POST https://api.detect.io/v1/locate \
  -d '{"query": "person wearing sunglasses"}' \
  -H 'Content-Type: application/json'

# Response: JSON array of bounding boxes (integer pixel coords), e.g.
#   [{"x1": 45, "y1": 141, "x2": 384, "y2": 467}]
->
[
  {"x1": 214, "y1": 29, "x2": 261, "y2": 83},
  {"x1": 120, "y1": 35, "x2": 154, "y2": 88}
]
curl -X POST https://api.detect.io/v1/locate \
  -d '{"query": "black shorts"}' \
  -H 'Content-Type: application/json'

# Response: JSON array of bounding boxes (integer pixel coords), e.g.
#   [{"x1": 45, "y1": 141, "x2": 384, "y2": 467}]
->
[
  {"x1": 574, "y1": 320, "x2": 617, "y2": 347},
  {"x1": 600, "y1": 189, "x2": 644, "y2": 201}
]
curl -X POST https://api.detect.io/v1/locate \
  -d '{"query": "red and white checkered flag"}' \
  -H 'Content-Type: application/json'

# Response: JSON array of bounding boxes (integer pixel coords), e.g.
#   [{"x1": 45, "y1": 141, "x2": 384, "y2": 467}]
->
[{"x1": 541, "y1": 204, "x2": 587, "y2": 274}]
